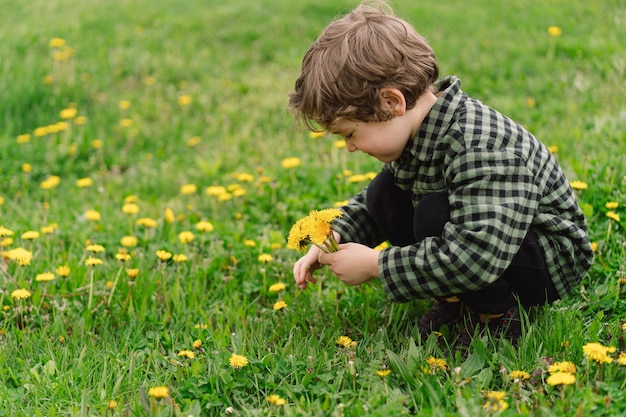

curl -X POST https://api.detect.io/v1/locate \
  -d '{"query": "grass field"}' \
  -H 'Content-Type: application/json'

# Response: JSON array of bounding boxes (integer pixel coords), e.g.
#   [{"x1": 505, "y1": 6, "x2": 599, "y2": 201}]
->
[{"x1": 0, "y1": 0, "x2": 625, "y2": 415}]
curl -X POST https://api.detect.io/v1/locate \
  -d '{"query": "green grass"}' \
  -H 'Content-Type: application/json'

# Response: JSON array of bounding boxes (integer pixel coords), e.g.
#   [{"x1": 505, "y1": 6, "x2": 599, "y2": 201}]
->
[{"x1": 0, "y1": 0, "x2": 625, "y2": 415}]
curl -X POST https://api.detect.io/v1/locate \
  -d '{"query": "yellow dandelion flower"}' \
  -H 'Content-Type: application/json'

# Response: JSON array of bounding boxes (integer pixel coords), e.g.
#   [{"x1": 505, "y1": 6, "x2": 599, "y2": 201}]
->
[
  {"x1": 590, "y1": 242, "x2": 598, "y2": 252},
  {"x1": 258, "y1": 254, "x2": 273, "y2": 263},
  {"x1": 156, "y1": 250, "x2": 172, "y2": 261},
  {"x1": 205, "y1": 185, "x2": 227, "y2": 196},
  {"x1": 273, "y1": 300, "x2": 287, "y2": 311},
  {"x1": 196, "y1": 221, "x2": 214, "y2": 232},
  {"x1": 546, "y1": 372, "x2": 576, "y2": 386},
  {"x1": 617, "y1": 353, "x2": 626, "y2": 366},
  {"x1": 148, "y1": 386, "x2": 169, "y2": 399},
  {"x1": 41, "y1": 223, "x2": 58, "y2": 234},
  {"x1": 187, "y1": 136, "x2": 200, "y2": 147},
  {"x1": 547, "y1": 145, "x2": 559, "y2": 153},
  {"x1": 40, "y1": 175, "x2": 61, "y2": 190},
  {"x1": 119, "y1": 118, "x2": 133, "y2": 128},
  {"x1": 178, "y1": 350, "x2": 195, "y2": 359},
  {"x1": 115, "y1": 253, "x2": 132, "y2": 262},
  {"x1": 122, "y1": 203, "x2": 140, "y2": 214},
  {"x1": 310, "y1": 208, "x2": 343, "y2": 224},
  {"x1": 85, "y1": 210, "x2": 101, "y2": 221},
  {"x1": 281, "y1": 157, "x2": 301, "y2": 169},
  {"x1": 605, "y1": 202, "x2": 619, "y2": 210},
  {"x1": 547, "y1": 26, "x2": 562, "y2": 37},
  {"x1": 35, "y1": 272, "x2": 55, "y2": 282},
  {"x1": 483, "y1": 391, "x2": 509, "y2": 413},
  {"x1": 7, "y1": 248, "x2": 33, "y2": 266},
  {"x1": 56, "y1": 265, "x2": 70, "y2": 277},
  {"x1": 91, "y1": 139, "x2": 103, "y2": 149},
  {"x1": 569, "y1": 180, "x2": 588, "y2": 190},
  {"x1": 85, "y1": 257, "x2": 103, "y2": 266},
  {"x1": 161, "y1": 208, "x2": 174, "y2": 224},
  {"x1": 548, "y1": 361, "x2": 576, "y2": 374},
  {"x1": 21, "y1": 231, "x2": 40, "y2": 240},
  {"x1": 86, "y1": 244, "x2": 105, "y2": 253},
  {"x1": 286, "y1": 217, "x2": 311, "y2": 252},
  {"x1": 17, "y1": 134, "x2": 30, "y2": 144},
  {"x1": 178, "y1": 95, "x2": 192, "y2": 106},
  {"x1": 216, "y1": 192, "x2": 232, "y2": 201},
  {"x1": 510, "y1": 370, "x2": 530, "y2": 381},
  {"x1": 173, "y1": 254, "x2": 188, "y2": 263},
  {"x1": 22, "y1": 163, "x2": 32, "y2": 173},
  {"x1": 33, "y1": 126, "x2": 48, "y2": 137},
  {"x1": 119, "y1": 100, "x2": 131, "y2": 110},
  {"x1": 120, "y1": 236, "x2": 138, "y2": 247},
  {"x1": 376, "y1": 369, "x2": 392, "y2": 378},
  {"x1": 107, "y1": 399, "x2": 117, "y2": 410},
  {"x1": 308, "y1": 219, "x2": 331, "y2": 246},
  {"x1": 229, "y1": 353, "x2": 249, "y2": 369},
  {"x1": 74, "y1": 116, "x2": 86, "y2": 125},
  {"x1": 126, "y1": 268, "x2": 139, "y2": 279},
  {"x1": 180, "y1": 184, "x2": 197, "y2": 195},
  {"x1": 335, "y1": 140, "x2": 346, "y2": 149},
  {"x1": 0, "y1": 226, "x2": 15, "y2": 237},
  {"x1": 76, "y1": 177, "x2": 93, "y2": 188},
  {"x1": 192, "y1": 339, "x2": 202, "y2": 349},
  {"x1": 178, "y1": 231, "x2": 195, "y2": 244},
  {"x1": 49, "y1": 37, "x2": 66, "y2": 48},
  {"x1": 268, "y1": 282, "x2": 286, "y2": 293},
  {"x1": 267, "y1": 394, "x2": 286, "y2": 406},
  {"x1": 582, "y1": 342, "x2": 615, "y2": 364},
  {"x1": 243, "y1": 239, "x2": 256, "y2": 247},
  {"x1": 233, "y1": 172, "x2": 253, "y2": 182},
  {"x1": 606, "y1": 211, "x2": 621, "y2": 222},
  {"x1": 426, "y1": 356, "x2": 448, "y2": 372},
  {"x1": 1, "y1": 237, "x2": 14, "y2": 247},
  {"x1": 136, "y1": 217, "x2": 158, "y2": 228},
  {"x1": 11, "y1": 288, "x2": 32, "y2": 300},
  {"x1": 60, "y1": 108, "x2": 77, "y2": 119},
  {"x1": 309, "y1": 130, "x2": 326, "y2": 139},
  {"x1": 336, "y1": 336, "x2": 353, "y2": 348}
]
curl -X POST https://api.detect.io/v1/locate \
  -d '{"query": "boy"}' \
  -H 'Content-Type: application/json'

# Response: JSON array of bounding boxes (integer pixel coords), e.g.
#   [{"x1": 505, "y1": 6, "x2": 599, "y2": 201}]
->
[{"x1": 288, "y1": 1, "x2": 593, "y2": 344}]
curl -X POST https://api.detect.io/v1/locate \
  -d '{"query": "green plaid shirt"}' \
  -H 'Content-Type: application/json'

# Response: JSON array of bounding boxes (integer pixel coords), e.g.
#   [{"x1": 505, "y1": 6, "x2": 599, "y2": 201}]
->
[{"x1": 332, "y1": 76, "x2": 593, "y2": 302}]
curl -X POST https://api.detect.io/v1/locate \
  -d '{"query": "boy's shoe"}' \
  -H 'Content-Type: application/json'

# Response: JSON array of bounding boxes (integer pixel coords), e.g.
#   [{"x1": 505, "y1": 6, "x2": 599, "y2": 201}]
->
[
  {"x1": 453, "y1": 306, "x2": 522, "y2": 356},
  {"x1": 480, "y1": 305, "x2": 522, "y2": 345},
  {"x1": 417, "y1": 300, "x2": 463, "y2": 339}
]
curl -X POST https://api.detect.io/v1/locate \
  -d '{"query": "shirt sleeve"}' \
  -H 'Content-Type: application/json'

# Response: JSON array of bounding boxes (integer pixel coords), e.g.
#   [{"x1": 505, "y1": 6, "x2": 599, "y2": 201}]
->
[
  {"x1": 332, "y1": 186, "x2": 386, "y2": 248},
  {"x1": 378, "y1": 148, "x2": 541, "y2": 302}
]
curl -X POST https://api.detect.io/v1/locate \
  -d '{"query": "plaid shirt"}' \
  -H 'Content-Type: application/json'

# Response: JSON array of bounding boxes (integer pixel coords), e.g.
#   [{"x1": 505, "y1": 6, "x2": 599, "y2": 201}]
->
[{"x1": 332, "y1": 76, "x2": 593, "y2": 302}]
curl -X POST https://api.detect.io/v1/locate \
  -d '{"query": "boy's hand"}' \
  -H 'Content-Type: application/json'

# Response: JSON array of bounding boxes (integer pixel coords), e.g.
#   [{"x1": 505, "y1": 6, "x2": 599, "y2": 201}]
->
[
  {"x1": 293, "y1": 246, "x2": 324, "y2": 289},
  {"x1": 318, "y1": 243, "x2": 379, "y2": 286}
]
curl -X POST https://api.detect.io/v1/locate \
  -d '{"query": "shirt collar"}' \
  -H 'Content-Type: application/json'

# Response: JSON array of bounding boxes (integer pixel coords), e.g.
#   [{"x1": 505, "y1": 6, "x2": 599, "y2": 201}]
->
[{"x1": 394, "y1": 76, "x2": 463, "y2": 165}]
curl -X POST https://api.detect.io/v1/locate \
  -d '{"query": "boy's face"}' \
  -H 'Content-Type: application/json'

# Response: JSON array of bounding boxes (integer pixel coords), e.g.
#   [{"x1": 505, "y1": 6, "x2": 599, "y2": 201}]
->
[{"x1": 329, "y1": 114, "x2": 415, "y2": 163}]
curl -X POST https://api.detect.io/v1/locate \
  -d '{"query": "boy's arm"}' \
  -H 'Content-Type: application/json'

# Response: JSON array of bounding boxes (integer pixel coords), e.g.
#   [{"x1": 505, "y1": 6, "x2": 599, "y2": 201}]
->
[
  {"x1": 332, "y1": 181, "x2": 386, "y2": 248},
  {"x1": 378, "y1": 148, "x2": 540, "y2": 301}
]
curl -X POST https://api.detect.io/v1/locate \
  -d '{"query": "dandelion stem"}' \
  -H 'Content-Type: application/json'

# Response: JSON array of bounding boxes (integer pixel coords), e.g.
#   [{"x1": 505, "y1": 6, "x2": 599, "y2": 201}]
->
[
  {"x1": 87, "y1": 267, "x2": 95, "y2": 310},
  {"x1": 107, "y1": 266, "x2": 123, "y2": 306}
]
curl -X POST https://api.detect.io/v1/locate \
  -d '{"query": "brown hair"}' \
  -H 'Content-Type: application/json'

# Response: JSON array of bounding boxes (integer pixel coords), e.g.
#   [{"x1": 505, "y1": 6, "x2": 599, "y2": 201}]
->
[{"x1": 289, "y1": 0, "x2": 439, "y2": 131}]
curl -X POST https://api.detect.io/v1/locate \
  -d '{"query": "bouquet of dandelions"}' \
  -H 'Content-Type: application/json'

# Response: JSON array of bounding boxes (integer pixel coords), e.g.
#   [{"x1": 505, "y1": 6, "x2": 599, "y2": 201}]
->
[{"x1": 287, "y1": 208, "x2": 343, "y2": 253}]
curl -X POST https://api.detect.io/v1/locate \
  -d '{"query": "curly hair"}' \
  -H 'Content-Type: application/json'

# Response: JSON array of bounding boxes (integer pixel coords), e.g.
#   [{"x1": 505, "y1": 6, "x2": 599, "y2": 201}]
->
[{"x1": 289, "y1": 1, "x2": 439, "y2": 131}]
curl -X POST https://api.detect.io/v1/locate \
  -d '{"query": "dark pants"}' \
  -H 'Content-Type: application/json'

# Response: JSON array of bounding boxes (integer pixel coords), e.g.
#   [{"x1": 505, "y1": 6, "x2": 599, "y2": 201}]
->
[{"x1": 366, "y1": 170, "x2": 559, "y2": 314}]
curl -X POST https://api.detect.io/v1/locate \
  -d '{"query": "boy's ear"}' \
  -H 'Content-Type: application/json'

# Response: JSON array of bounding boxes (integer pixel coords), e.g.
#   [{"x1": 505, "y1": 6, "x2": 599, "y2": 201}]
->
[{"x1": 379, "y1": 88, "x2": 406, "y2": 116}]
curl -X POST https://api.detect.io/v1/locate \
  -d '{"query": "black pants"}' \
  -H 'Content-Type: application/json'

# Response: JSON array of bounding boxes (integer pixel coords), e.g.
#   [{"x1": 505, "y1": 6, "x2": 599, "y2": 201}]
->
[{"x1": 366, "y1": 170, "x2": 559, "y2": 314}]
